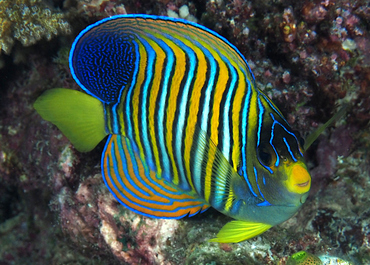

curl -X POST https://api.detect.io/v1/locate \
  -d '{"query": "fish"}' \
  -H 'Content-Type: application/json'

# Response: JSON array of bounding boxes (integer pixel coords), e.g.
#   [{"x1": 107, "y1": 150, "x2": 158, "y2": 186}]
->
[
  {"x1": 287, "y1": 251, "x2": 323, "y2": 265},
  {"x1": 287, "y1": 251, "x2": 352, "y2": 265},
  {"x1": 34, "y1": 14, "x2": 312, "y2": 243}
]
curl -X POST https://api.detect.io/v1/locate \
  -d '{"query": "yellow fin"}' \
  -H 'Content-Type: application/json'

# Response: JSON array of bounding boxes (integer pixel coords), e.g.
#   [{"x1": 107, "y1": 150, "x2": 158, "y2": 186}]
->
[
  {"x1": 34, "y1": 88, "x2": 107, "y2": 152},
  {"x1": 209, "y1": 220, "x2": 272, "y2": 243}
]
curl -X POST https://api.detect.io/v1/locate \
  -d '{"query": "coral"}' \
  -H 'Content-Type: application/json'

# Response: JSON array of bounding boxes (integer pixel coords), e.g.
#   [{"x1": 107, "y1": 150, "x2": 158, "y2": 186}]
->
[
  {"x1": 167, "y1": 4, "x2": 198, "y2": 22},
  {"x1": 0, "y1": 0, "x2": 71, "y2": 55},
  {"x1": 75, "y1": 0, "x2": 174, "y2": 19},
  {"x1": 77, "y1": 0, "x2": 127, "y2": 19},
  {"x1": 280, "y1": 7, "x2": 297, "y2": 43},
  {"x1": 301, "y1": 1, "x2": 328, "y2": 24}
]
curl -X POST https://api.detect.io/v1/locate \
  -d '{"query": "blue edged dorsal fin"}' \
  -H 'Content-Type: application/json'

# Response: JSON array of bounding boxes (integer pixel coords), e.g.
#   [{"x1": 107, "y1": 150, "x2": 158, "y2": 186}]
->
[
  {"x1": 102, "y1": 134, "x2": 209, "y2": 219},
  {"x1": 69, "y1": 18, "x2": 136, "y2": 103}
]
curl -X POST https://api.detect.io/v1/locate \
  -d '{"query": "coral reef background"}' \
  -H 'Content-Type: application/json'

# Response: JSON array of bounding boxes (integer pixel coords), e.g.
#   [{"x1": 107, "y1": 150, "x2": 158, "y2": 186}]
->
[{"x1": 0, "y1": 0, "x2": 369, "y2": 264}]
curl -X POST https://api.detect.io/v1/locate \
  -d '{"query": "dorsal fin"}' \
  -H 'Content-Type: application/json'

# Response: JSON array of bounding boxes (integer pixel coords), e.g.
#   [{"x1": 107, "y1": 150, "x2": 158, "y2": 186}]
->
[{"x1": 102, "y1": 135, "x2": 209, "y2": 218}]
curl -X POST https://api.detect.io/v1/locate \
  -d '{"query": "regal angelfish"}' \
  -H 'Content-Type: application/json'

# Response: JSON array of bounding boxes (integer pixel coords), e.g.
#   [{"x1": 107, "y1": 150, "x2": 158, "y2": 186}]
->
[{"x1": 34, "y1": 14, "x2": 311, "y2": 243}]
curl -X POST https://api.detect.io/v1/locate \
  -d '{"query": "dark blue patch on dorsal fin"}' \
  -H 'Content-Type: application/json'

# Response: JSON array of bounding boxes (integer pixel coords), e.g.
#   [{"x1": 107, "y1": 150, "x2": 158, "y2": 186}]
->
[{"x1": 69, "y1": 18, "x2": 135, "y2": 103}]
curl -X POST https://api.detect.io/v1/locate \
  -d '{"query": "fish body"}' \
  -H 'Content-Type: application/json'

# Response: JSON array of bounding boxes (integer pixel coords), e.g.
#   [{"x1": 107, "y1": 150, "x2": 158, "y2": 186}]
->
[{"x1": 34, "y1": 15, "x2": 311, "y2": 243}]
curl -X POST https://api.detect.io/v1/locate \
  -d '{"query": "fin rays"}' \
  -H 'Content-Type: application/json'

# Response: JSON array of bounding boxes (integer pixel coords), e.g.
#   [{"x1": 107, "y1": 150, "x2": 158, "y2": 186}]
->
[
  {"x1": 209, "y1": 220, "x2": 272, "y2": 243},
  {"x1": 194, "y1": 127, "x2": 238, "y2": 208}
]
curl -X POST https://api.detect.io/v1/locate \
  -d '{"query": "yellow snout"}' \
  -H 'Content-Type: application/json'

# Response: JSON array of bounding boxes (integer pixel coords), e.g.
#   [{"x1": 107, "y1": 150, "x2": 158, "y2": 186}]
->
[{"x1": 284, "y1": 163, "x2": 311, "y2": 194}]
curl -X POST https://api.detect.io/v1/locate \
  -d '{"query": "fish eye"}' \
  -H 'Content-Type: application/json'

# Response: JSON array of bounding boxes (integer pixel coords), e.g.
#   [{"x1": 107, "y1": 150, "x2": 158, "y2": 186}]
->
[{"x1": 257, "y1": 146, "x2": 273, "y2": 167}]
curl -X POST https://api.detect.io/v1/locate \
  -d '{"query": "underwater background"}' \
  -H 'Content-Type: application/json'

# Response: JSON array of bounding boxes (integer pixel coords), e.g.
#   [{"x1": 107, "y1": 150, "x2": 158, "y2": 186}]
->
[{"x1": 0, "y1": 0, "x2": 369, "y2": 264}]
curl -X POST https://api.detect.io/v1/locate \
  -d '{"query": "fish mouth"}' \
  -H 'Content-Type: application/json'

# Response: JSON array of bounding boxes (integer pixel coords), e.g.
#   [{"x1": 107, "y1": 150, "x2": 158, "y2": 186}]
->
[
  {"x1": 296, "y1": 180, "x2": 310, "y2": 187},
  {"x1": 285, "y1": 163, "x2": 311, "y2": 194}
]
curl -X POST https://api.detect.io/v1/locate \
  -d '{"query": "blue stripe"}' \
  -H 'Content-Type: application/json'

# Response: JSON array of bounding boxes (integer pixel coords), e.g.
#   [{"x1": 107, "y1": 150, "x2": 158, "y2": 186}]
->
[
  {"x1": 155, "y1": 38, "x2": 174, "y2": 182},
  {"x1": 136, "y1": 35, "x2": 156, "y2": 172},
  {"x1": 125, "y1": 39, "x2": 140, "y2": 140},
  {"x1": 257, "y1": 99, "x2": 274, "y2": 174},
  {"x1": 254, "y1": 167, "x2": 272, "y2": 207},
  {"x1": 269, "y1": 113, "x2": 280, "y2": 167},
  {"x1": 199, "y1": 60, "x2": 216, "y2": 132},
  {"x1": 283, "y1": 137, "x2": 297, "y2": 162},
  {"x1": 270, "y1": 137, "x2": 280, "y2": 167},
  {"x1": 260, "y1": 162, "x2": 273, "y2": 174},
  {"x1": 221, "y1": 55, "x2": 237, "y2": 161},
  {"x1": 256, "y1": 97, "x2": 264, "y2": 146},
  {"x1": 257, "y1": 201, "x2": 272, "y2": 207},
  {"x1": 166, "y1": 33, "x2": 196, "y2": 191},
  {"x1": 269, "y1": 112, "x2": 302, "y2": 161},
  {"x1": 241, "y1": 81, "x2": 258, "y2": 198},
  {"x1": 111, "y1": 103, "x2": 119, "y2": 133}
]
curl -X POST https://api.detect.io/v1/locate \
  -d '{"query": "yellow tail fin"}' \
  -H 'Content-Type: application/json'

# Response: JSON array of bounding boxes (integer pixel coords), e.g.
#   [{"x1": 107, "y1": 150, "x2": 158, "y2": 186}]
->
[
  {"x1": 209, "y1": 220, "x2": 272, "y2": 243},
  {"x1": 34, "y1": 88, "x2": 107, "y2": 152}
]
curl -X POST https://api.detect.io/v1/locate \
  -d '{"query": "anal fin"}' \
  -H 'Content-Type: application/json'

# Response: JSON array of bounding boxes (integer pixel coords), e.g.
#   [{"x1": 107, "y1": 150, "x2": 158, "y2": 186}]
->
[
  {"x1": 102, "y1": 135, "x2": 209, "y2": 219},
  {"x1": 209, "y1": 220, "x2": 272, "y2": 243}
]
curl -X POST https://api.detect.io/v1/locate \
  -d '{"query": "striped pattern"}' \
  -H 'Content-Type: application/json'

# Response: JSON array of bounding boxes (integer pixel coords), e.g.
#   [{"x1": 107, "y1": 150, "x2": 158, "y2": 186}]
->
[
  {"x1": 70, "y1": 15, "x2": 304, "y2": 219},
  {"x1": 102, "y1": 135, "x2": 208, "y2": 218}
]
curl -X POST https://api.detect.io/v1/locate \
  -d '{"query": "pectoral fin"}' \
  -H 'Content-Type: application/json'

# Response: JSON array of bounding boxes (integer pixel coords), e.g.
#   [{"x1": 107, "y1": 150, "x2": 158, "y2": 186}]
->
[
  {"x1": 193, "y1": 127, "x2": 239, "y2": 209},
  {"x1": 209, "y1": 220, "x2": 272, "y2": 243}
]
